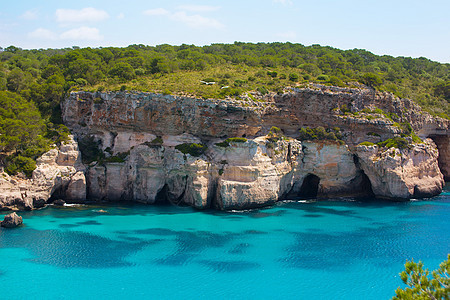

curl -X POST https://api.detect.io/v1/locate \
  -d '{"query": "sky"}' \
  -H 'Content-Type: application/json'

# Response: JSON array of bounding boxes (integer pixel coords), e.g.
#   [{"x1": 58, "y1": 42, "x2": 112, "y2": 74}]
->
[{"x1": 1, "y1": 0, "x2": 449, "y2": 63}]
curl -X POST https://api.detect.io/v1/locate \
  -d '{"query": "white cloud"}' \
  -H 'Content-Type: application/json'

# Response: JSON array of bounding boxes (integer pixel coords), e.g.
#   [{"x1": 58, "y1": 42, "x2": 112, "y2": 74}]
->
[
  {"x1": 277, "y1": 31, "x2": 297, "y2": 40},
  {"x1": 176, "y1": 5, "x2": 220, "y2": 12},
  {"x1": 273, "y1": 0, "x2": 293, "y2": 5},
  {"x1": 143, "y1": 8, "x2": 170, "y2": 16},
  {"x1": 56, "y1": 7, "x2": 109, "y2": 23},
  {"x1": 171, "y1": 11, "x2": 224, "y2": 29},
  {"x1": 21, "y1": 10, "x2": 38, "y2": 20},
  {"x1": 60, "y1": 26, "x2": 103, "y2": 41},
  {"x1": 117, "y1": 13, "x2": 125, "y2": 19},
  {"x1": 144, "y1": 8, "x2": 224, "y2": 30},
  {"x1": 28, "y1": 28, "x2": 57, "y2": 40}
]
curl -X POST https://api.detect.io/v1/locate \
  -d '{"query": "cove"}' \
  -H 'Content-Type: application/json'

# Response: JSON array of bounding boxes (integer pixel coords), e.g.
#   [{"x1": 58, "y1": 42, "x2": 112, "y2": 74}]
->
[{"x1": 1, "y1": 188, "x2": 449, "y2": 299}]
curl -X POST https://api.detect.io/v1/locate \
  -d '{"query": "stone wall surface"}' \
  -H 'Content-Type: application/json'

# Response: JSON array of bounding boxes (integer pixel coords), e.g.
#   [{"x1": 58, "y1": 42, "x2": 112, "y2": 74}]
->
[
  {"x1": 2, "y1": 87, "x2": 448, "y2": 210},
  {"x1": 0, "y1": 136, "x2": 86, "y2": 210}
]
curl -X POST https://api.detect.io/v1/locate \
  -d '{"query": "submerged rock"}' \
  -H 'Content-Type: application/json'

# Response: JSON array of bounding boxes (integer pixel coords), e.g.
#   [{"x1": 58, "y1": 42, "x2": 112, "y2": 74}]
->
[
  {"x1": 53, "y1": 199, "x2": 66, "y2": 206},
  {"x1": 1, "y1": 212, "x2": 23, "y2": 228}
]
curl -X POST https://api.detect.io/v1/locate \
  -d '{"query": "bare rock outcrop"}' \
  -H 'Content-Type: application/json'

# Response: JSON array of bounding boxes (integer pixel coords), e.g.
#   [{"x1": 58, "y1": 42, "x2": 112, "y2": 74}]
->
[
  {"x1": 57, "y1": 88, "x2": 449, "y2": 209},
  {"x1": 0, "y1": 136, "x2": 86, "y2": 210},
  {"x1": 356, "y1": 139, "x2": 444, "y2": 199},
  {"x1": 1, "y1": 212, "x2": 23, "y2": 228}
]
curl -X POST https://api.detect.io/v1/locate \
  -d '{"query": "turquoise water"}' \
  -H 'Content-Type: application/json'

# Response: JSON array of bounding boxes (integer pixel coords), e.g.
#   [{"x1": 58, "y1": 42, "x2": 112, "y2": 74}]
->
[{"x1": 1, "y1": 190, "x2": 449, "y2": 300}]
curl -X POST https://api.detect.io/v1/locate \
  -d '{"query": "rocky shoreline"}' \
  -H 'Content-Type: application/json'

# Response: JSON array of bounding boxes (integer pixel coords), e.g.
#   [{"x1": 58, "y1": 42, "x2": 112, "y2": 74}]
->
[{"x1": 1, "y1": 86, "x2": 448, "y2": 211}]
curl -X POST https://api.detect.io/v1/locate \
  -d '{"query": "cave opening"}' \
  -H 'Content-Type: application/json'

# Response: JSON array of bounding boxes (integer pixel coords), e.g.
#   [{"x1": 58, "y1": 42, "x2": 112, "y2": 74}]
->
[
  {"x1": 354, "y1": 171, "x2": 375, "y2": 197},
  {"x1": 154, "y1": 184, "x2": 171, "y2": 204},
  {"x1": 298, "y1": 174, "x2": 320, "y2": 198},
  {"x1": 428, "y1": 135, "x2": 449, "y2": 181}
]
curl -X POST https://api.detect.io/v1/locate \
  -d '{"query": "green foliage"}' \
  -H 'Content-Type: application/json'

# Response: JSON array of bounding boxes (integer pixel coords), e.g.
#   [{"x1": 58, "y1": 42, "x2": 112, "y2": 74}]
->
[
  {"x1": 359, "y1": 141, "x2": 376, "y2": 146},
  {"x1": 340, "y1": 104, "x2": 351, "y2": 114},
  {"x1": 0, "y1": 91, "x2": 52, "y2": 176},
  {"x1": 298, "y1": 126, "x2": 342, "y2": 142},
  {"x1": 109, "y1": 62, "x2": 136, "y2": 81},
  {"x1": 434, "y1": 80, "x2": 450, "y2": 101},
  {"x1": 78, "y1": 136, "x2": 104, "y2": 164},
  {"x1": 102, "y1": 151, "x2": 130, "y2": 163},
  {"x1": 377, "y1": 137, "x2": 410, "y2": 149},
  {"x1": 257, "y1": 86, "x2": 268, "y2": 95},
  {"x1": 5, "y1": 155, "x2": 36, "y2": 178},
  {"x1": 215, "y1": 141, "x2": 230, "y2": 148},
  {"x1": 317, "y1": 74, "x2": 329, "y2": 81},
  {"x1": 393, "y1": 254, "x2": 450, "y2": 299},
  {"x1": 225, "y1": 137, "x2": 248, "y2": 143},
  {"x1": 367, "y1": 132, "x2": 381, "y2": 137},
  {"x1": 175, "y1": 143, "x2": 207, "y2": 157},
  {"x1": 0, "y1": 91, "x2": 45, "y2": 153},
  {"x1": 360, "y1": 72, "x2": 383, "y2": 87},
  {"x1": 289, "y1": 73, "x2": 299, "y2": 82},
  {"x1": 46, "y1": 123, "x2": 70, "y2": 145},
  {"x1": 151, "y1": 137, "x2": 163, "y2": 145}
]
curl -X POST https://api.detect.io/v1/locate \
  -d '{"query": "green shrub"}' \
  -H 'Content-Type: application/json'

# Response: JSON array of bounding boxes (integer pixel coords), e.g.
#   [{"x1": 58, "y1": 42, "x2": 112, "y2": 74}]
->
[
  {"x1": 226, "y1": 137, "x2": 247, "y2": 143},
  {"x1": 289, "y1": 73, "x2": 299, "y2": 82},
  {"x1": 78, "y1": 135, "x2": 104, "y2": 164},
  {"x1": 359, "y1": 141, "x2": 376, "y2": 146},
  {"x1": 317, "y1": 75, "x2": 329, "y2": 81},
  {"x1": 267, "y1": 71, "x2": 278, "y2": 78},
  {"x1": 5, "y1": 155, "x2": 36, "y2": 178},
  {"x1": 367, "y1": 132, "x2": 380, "y2": 137},
  {"x1": 377, "y1": 137, "x2": 410, "y2": 149},
  {"x1": 215, "y1": 141, "x2": 230, "y2": 148},
  {"x1": 340, "y1": 104, "x2": 351, "y2": 114},
  {"x1": 151, "y1": 137, "x2": 163, "y2": 145},
  {"x1": 103, "y1": 151, "x2": 129, "y2": 163},
  {"x1": 257, "y1": 86, "x2": 268, "y2": 95},
  {"x1": 298, "y1": 126, "x2": 342, "y2": 142},
  {"x1": 175, "y1": 143, "x2": 207, "y2": 156}
]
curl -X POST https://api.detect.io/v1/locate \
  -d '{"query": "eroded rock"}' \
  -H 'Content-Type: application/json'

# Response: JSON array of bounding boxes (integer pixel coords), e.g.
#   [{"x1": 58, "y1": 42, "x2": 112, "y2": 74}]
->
[{"x1": 1, "y1": 212, "x2": 23, "y2": 228}]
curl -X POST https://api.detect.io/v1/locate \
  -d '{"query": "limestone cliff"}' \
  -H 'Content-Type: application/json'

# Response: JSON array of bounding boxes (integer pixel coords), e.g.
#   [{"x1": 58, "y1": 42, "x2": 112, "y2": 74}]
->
[
  {"x1": 3, "y1": 86, "x2": 449, "y2": 211},
  {"x1": 0, "y1": 136, "x2": 86, "y2": 210}
]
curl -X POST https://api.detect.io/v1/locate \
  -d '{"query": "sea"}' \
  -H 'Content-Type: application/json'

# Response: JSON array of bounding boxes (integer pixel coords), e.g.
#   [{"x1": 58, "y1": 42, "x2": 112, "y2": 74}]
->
[{"x1": 1, "y1": 186, "x2": 449, "y2": 300}]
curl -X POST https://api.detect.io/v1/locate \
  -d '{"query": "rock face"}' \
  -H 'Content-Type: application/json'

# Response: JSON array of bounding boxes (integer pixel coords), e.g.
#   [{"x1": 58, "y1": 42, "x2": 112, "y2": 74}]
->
[
  {"x1": 57, "y1": 87, "x2": 449, "y2": 209},
  {"x1": 0, "y1": 136, "x2": 86, "y2": 210},
  {"x1": 356, "y1": 139, "x2": 444, "y2": 199},
  {"x1": 3, "y1": 86, "x2": 448, "y2": 211},
  {"x1": 1, "y1": 212, "x2": 23, "y2": 228}
]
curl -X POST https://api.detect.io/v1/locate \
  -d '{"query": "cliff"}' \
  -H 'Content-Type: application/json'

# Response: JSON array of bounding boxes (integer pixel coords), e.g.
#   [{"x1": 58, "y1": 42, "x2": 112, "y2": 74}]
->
[
  {"x1": 0, "y1": 136, "x2": 85, "y2": 210},
  {"x1": 2, "y1": 86, "x2": 448, "y2": 210}
]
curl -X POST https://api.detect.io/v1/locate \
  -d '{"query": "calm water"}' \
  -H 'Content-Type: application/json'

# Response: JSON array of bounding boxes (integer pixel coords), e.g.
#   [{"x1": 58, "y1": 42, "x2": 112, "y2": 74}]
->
[{"x1": 1, "y1": 189, "x2": 449, "y2": 299}]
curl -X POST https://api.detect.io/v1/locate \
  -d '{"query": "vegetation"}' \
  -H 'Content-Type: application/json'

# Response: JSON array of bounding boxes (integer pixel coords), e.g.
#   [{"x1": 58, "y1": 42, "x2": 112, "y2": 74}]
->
[
  {"x1": 358, "y1": 141, "x2": 376, "y2": 146},
  {"x1": 377, "y1": 137, "x2": 410, "y2": 150},
  {"x1": 393, "y1": 254, "x2": 450, "y2": 299},
  {"x1": 175, "y1": 143, "x2": 207, "y2": 157},
  {"x1": 298, "y1": 126, "x2": 343, "y2": 142},
  {"x1": 0, "y1": 42, "x2": 448, "y2": 173},
  {"x1": 226, "y1": 137, "x2": 248, "y2": 143}
]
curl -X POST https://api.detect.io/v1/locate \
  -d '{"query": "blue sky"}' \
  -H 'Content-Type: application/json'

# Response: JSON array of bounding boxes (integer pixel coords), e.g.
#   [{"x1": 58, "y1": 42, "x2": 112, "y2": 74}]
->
[{"x1": 1, "y1": 0, "x2": 449, "y2": 63}]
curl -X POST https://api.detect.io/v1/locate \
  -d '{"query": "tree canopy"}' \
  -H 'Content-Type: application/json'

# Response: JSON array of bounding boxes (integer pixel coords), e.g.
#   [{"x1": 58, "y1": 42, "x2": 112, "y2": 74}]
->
[
  {"x1": 393, "y1": 254, "x2": 450, "y2": 299},
  {"x1": 0, "y1": 42, "x2": 449, "y2": 175}
]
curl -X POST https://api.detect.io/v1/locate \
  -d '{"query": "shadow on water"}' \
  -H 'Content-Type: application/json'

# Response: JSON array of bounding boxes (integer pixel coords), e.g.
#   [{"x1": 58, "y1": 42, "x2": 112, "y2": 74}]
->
[
  {"x1": 59, "y1": 224, "x2": 80, "y2": 229},
  {"x1": 0, "y1": 228, "x2": 149, "y2": 269},
  {"x1": 199, "y1": 260, "x2": 260, "y2": 273},
  {"x1": 76, "y1": 220, "x2": 102, "y2": 226},
  {"x1": 280, "y1": 219, "x2": 450, "y2": 270},
  {"x1": 228, "y1": 243, "x2": 251, "y2": 254},
  {"x1": 118, "y1": 227, "x2": 263, "y2": 269}
]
